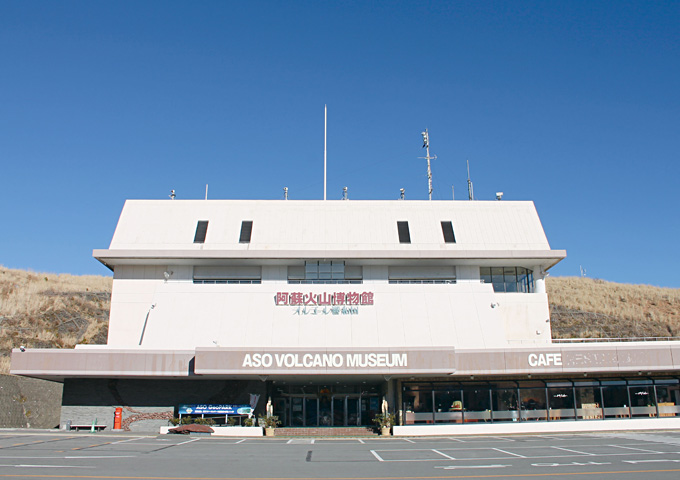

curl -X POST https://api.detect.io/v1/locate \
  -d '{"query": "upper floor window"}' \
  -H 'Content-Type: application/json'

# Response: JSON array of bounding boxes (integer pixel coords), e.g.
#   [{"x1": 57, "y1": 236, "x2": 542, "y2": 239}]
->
[
  {"x1": 441, "y1": 221, "x2": 456, "y2": 243},
  {"x1": 194, "y1": 221, "x2": 209, "y2": 243},
  {"x1": 480, "y1": 267, "x2": 534, "y2": 293},
  {"x1": 397, "y1": 221, "x2": 411, "y2": 243},
  {"x1": 288, "y1": 261, "x2": 362, "y2": 284},
  {"x1": 239, "y1": 221, "x2": 253, "y2": 243}
]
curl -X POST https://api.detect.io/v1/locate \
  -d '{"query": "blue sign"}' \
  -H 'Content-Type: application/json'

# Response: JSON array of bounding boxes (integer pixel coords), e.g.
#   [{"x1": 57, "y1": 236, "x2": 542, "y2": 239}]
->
[{"x1": 179, "y1": 404, "x2": 253, "y2": 415}]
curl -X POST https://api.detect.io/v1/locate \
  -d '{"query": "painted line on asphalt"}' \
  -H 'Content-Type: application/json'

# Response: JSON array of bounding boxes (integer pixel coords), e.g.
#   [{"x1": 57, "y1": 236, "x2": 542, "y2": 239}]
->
[
  {"x1": 435, "y1": 465, "x2": 511, "y2": 470},
  {"x1": 0, "y1": 465, "x2": 95, "y2": 469},
  {"x1": 492, "y1": 448, "x2": 526, "y2": 458},
  {"x1": 431, "y1": 450, "x2": 455, "y2": 460},
  {"x1": 610, "y1": 444, "x2": 663, "y2": 454},
  {"x1": 370, "y1": 450, "x2": 384, "y2": 462},
  {"x1": 551, "y1": 446, "x2": 594, "y2": 456}
]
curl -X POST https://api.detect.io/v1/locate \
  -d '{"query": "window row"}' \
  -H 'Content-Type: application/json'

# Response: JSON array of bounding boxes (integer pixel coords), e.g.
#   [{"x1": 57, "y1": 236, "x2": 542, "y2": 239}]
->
[
  {"x1": 397, "y1": 221, "x2": 456, "y2": 244},
  {"x1": 192, "y1": 220, "x2": 458, "y2": 245},
  {"x1": 402, "y1": 378, "x2": 680, "y2": 424},
  {"x1": 194, "y1": 220, "x2": 253, "y2": 244}
]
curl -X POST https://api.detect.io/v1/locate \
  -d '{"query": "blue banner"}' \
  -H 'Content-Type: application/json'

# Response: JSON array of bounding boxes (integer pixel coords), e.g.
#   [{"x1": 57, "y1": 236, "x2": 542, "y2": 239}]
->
[{"x1": 179, "y1": 404, "x2": 253, "y2": 415}]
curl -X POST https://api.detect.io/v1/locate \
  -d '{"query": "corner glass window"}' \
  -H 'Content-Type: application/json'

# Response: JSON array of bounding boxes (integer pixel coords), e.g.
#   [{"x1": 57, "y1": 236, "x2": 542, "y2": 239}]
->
[{"x1": 480, "y1": 267, "x2": 534, "y2": 293}]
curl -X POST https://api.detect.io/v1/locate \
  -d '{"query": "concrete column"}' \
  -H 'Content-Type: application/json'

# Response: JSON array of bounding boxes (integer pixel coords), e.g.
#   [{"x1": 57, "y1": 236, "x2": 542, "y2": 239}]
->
[{"x1": 534, "y1": 266, "x2": 546, "y2": 293}]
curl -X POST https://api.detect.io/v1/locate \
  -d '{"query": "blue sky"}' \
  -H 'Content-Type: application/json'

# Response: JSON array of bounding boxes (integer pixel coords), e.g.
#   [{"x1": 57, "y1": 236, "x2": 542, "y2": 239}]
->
[{"x1": 1, "y1": 1, "x2": 678, "y2": 287}]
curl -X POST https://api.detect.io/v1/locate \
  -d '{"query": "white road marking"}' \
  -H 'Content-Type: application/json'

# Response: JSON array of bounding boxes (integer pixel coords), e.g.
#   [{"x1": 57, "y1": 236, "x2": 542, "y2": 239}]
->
[
  {"x1": 431, "y1": 449, "x2": 455, "y2": 460},
  {"x1": 0, "y1": 465, "x2": 95, "y2": 469},
  {"x1": 110, "y1": 437, "x2": 145, "y2": 445},
  {"x1": 624, "y1": 459, "x2": 680, "y2": 464},
  {"x1": 611, "y1": 444, "x2": 662, "y2": 454},
  {"x1": 357, "y1": 439, "x2": 365, "y2": 444},
  {"x1": 402, "y1": 438, "x2": 415, "y2": 443},
  {"x1": 551, "y1": 446, "x2": 594, "y2": 456},
  {"x1": 175, "y1": 438, "x2": 201, "y2": 446},
  {"x1": 446, "y1": 437, "x2": 466, "y2": 442},
  {"x1": 370, "y1": 450, "x2": 384, "y2": 462},
  {"x1": 531, "y1": 461, "x2": 611, "y2": 468},
  {"x1": 435, "y1": 464, "x2": 511, "y2": 470},
  {"x1": 234, "y1": 439, "x2": 246, "y2": 444},
  {"x1": 493, "y1": 447, "x2": 526, "y2": 458}
]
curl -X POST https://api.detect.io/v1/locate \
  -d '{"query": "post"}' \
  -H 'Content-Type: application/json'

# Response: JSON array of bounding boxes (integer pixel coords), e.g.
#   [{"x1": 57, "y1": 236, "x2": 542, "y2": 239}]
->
[{"x1": 324, "y1": 104, "x2": 327, "y2": 201}]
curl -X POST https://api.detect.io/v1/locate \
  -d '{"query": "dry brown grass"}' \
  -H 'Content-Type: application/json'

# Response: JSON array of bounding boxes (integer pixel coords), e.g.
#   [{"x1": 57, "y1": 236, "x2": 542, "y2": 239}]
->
[
  {"x1": 0, "y1": 266, "x2": 112, "y2": 373},
  {"x1": 548, "y1": 276, "x2": 680, "y2": 339}
]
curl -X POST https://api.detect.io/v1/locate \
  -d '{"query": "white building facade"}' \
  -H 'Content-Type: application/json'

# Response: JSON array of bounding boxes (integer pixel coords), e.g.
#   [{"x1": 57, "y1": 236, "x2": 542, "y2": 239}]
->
[{"x1": 11, "y1": 199, "x2": 680, "y2": 431}]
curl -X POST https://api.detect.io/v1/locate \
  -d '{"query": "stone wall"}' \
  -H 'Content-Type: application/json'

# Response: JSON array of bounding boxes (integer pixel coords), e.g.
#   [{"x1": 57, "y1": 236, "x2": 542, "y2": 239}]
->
[{"x1": 0, "y1": 375, "x2": 63, "y2": 428}]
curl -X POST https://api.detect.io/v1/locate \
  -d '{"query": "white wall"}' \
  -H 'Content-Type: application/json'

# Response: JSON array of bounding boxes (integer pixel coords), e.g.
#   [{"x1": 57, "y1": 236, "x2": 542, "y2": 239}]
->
[{"x1": 106, "y1": 264, "x2": 550, "y2": 349}]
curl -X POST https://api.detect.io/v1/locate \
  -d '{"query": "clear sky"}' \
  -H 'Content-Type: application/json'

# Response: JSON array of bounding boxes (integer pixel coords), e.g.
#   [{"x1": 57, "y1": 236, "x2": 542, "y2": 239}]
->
[{"x1": 1, "y1": 1, "x2": 678, "y2": 287}]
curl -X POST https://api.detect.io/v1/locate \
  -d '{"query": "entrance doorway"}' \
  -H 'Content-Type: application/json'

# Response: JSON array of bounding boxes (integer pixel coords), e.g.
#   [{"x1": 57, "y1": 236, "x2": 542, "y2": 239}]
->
[{"x1": 272, "y1": 383, "x2": 381, "y2": 427}]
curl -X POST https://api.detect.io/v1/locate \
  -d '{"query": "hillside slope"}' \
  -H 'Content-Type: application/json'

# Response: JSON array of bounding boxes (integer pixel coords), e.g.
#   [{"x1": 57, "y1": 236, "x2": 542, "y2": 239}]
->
[{"x1": 1, "y1": 266, "x2": 679, "y2": 374}]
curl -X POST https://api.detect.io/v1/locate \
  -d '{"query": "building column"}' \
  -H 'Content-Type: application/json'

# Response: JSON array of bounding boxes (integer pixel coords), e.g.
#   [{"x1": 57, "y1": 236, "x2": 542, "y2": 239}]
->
[{"x1": 534, "y1": 266, "x2": 546, "y2": 293}]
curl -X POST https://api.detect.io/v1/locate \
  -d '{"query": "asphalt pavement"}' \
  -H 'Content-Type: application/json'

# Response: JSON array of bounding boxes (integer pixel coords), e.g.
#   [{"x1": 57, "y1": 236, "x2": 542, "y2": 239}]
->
[{"x1": 0, "y1": 430, "x2": 680, "y2": 479}]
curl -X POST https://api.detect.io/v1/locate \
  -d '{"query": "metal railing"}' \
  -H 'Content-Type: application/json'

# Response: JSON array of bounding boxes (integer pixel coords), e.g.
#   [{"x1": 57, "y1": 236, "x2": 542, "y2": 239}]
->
[{"x1": 552, "y1": 336, "x2": 680, "y2": 343}]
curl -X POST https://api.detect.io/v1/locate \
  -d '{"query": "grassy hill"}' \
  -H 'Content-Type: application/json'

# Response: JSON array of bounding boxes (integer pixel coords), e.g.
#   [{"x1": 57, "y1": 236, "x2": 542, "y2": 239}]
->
[{"x1": 1, "y1": 266, "x2": 679, "y2": 374}]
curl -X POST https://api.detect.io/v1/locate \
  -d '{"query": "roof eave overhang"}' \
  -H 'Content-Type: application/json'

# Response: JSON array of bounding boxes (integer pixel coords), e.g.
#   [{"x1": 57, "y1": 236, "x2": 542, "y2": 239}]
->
[{"x1": 94, "y1": 249, "x2": 567, "y2": 271}]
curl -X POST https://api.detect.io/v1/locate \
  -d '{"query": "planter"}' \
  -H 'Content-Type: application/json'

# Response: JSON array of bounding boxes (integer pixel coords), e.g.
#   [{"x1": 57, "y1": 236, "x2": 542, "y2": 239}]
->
[
  {"x1": 381, "y1": 426, "x2": 391, "y2": 436},
  {"x1": 265, "y1": 427, "x2": 275, "y2": 437}
]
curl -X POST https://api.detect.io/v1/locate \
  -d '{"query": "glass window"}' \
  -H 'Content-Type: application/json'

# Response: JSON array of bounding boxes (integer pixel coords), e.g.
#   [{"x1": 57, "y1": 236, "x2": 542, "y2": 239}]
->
[
  {"x1": 463, "y1": 387, "x2": 491, "y2": 422},
  {"x1": 575, "y1": 386, "x2": 603, "y2": 420},
  {"x1": 492, "y1": 388, "x2": 519, "y2": 422},
  {"x1": 629, "y1": 385, "x2": 657, "y2": 418},
  {"x1": 548, "y1": 387, "x2": 575, "y2": 420},
  {"x1": 403, "y1": 389, "x2": 433, "y2": 424},
  {"x1": 656, "y1": 384, "x2": 680, "y2": 417},
  {"x1": 434, "y1": 390, "x2": 463, "y2": 424},
  {"x1": 602, "y1": 385, "x2": 630, "y2": 418},
  {"x1": 520, "y1": 388, "x2": 547, "y2": 421},
  {"x1": 481, "y1": 267, "x2": 534, "y2": 293}
]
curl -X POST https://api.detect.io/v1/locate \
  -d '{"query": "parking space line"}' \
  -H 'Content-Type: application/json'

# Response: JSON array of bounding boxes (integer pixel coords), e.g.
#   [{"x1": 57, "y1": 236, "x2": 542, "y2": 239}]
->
[
  {"x1": 369, "y1": 450, "x2": 384, "y2": 462},
  {"x1": 110, "y1": 437, "x2": 145, "y2": 445},
  {"x1": 612, "y1": 444, "x2": 664, "y2": 454},
  {"x1": 431, "y1": 449, "x2": 455, "y2": 460},
  {"x1": 175, "y1": 438, "x2": 201, "y2": 446},
  {"x1": 357, "y1": 439, "x2": 365, "y2": 444},
  {"x1": 235, "y1": 439, "x2": 246, "y2": 444},
  {"x1": 551, "y1": 446, "x2": 595, "y2": 456},
  {"x1": 402, "y1": 438, "x2": 415, "y2": 443},
  {"x1": 446, "y1": 437, "x2": 466, "y2": 442},
  {"x1": 492, "y1": 447, "x2": 526, "y2": 458}
]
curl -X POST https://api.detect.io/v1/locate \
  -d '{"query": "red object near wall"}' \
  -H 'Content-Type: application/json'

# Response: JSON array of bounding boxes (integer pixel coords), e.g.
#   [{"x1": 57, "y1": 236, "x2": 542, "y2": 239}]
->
[{"x1": 113, "y1": 408, "x2": 122, "y2": 430}]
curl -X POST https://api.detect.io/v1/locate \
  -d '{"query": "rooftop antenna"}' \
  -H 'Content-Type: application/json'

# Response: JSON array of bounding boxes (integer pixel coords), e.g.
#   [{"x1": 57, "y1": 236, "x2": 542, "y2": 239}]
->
[
  {"x1": 283, "y1": 187, "x2": 288, "y2": 200},
  {"x1": 205, "y1": 184, "x2": 208, "y2": 200},
  {"x1": 400, "y1": 188, "x2": 405, "y2": 200},
  {"x1": 466, "y1": 160, "x2": 474, "y2": 201},
  {"x1": 342, "y1": 186, "x2": 348, "y2": 200},
  {"x1": 419, "y1": 129, "x2": 436, "y2": 200},
  {"x1": 324, "y1": 104, "x2": 327, "y2": 201},
  {"x1": 451, "y1": 185, "x2": 455, "y2": 200},
  {"x1": 169, "y1": 189, "x2": 176, "y2": 200}
]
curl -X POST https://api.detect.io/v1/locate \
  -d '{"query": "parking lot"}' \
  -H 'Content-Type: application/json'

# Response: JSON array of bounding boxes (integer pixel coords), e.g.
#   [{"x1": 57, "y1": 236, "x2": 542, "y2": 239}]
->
[{"x1": 0, "y1": 430, "x2": 679, "y2": 479}]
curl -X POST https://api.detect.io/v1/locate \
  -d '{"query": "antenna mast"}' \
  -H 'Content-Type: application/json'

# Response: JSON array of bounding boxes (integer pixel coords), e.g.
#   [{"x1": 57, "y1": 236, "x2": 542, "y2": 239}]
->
[
  {"x1": 466, "y1": 159, "x2": 474, "y2": 200},
  {"x1": 419, "y1": 129, "x2": 436, "y2": 200},
  {"x1": 324, "y1": 105, "x2": 327, "y2": 201}
]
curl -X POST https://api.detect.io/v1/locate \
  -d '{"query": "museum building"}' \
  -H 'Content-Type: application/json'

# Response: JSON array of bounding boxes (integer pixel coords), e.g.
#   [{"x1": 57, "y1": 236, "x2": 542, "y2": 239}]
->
[{"x1": 11, "y1": 199, "x2": 680, "y2": 432}]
